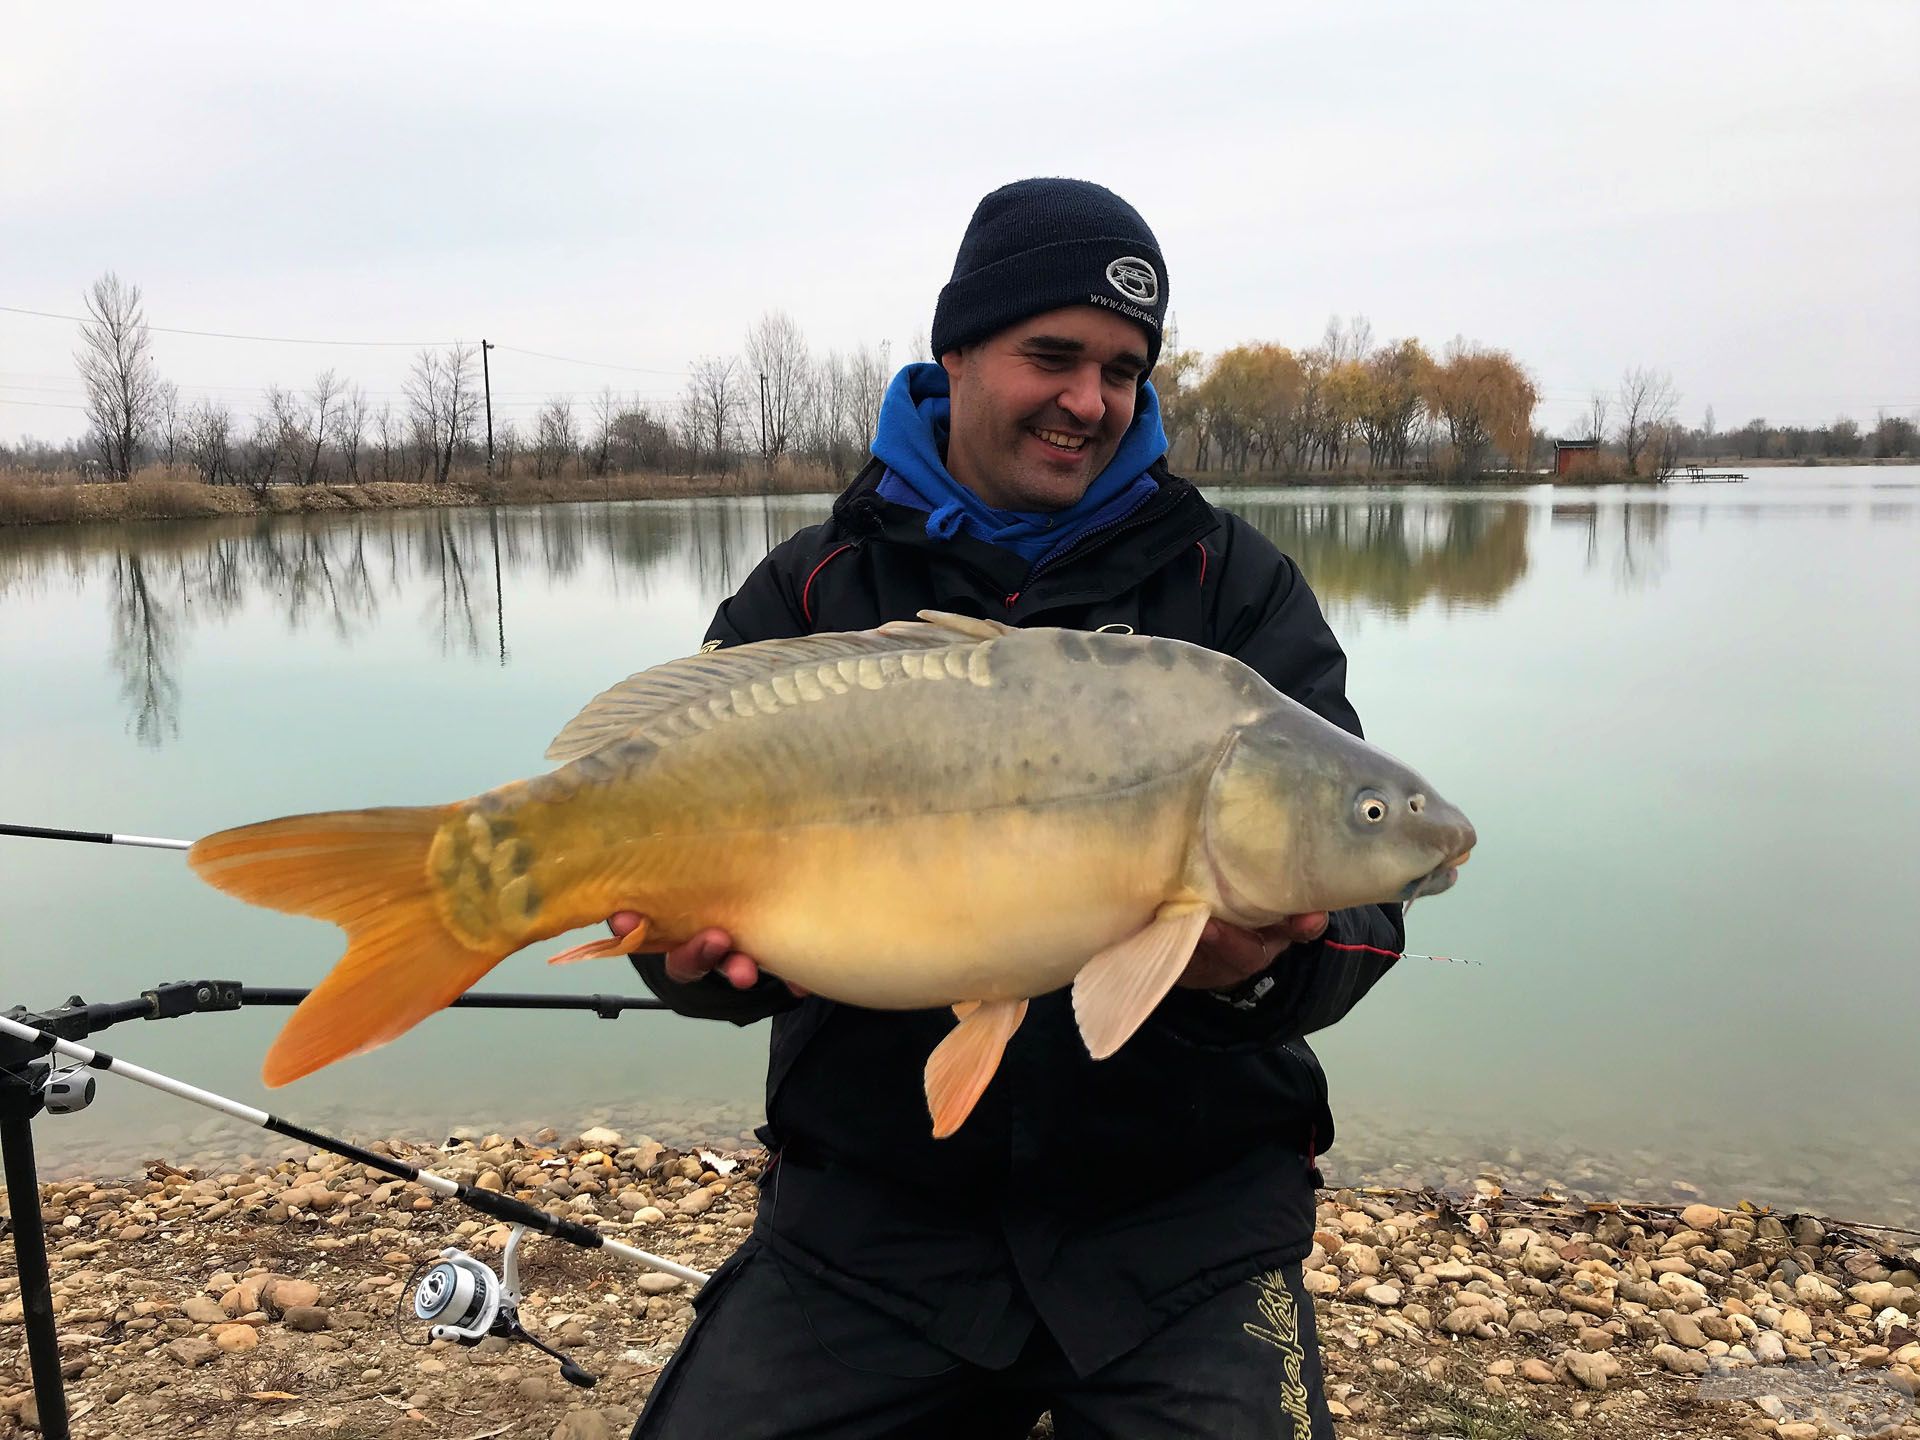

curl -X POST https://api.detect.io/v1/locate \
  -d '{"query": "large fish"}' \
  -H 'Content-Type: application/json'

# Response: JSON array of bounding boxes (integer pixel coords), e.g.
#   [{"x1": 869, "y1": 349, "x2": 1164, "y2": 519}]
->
[{"x1": 191, "y1": 611, "x2": 1474, "y2": 1137}]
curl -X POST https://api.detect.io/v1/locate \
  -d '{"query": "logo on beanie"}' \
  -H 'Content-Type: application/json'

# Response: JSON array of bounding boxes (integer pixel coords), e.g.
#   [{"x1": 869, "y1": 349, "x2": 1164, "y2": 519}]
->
[{"x1": 1105, "y1": 256, "x2": 1159, "y2": 305}]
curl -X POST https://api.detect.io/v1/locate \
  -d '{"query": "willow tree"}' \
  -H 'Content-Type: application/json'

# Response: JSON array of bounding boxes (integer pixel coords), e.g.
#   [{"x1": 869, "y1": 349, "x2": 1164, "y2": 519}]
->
[
  {"x1": 1426, "y1": 341, "x2": 1538, "y2": 481},
  {"x1": 1359, "y1": 339, "x2": 1432, "y2": 471}
]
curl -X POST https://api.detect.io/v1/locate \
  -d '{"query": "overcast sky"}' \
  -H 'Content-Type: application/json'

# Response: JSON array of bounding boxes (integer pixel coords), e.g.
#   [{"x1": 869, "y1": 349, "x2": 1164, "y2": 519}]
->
[{"x1": 3, "y1": 1, "x2": 1915, "y2": 447}]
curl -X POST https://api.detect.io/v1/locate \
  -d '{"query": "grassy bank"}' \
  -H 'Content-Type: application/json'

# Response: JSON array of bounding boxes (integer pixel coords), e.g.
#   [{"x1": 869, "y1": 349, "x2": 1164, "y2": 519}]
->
[{"x1": 0, "y1": 463, "x2": 842, "y2": 530}]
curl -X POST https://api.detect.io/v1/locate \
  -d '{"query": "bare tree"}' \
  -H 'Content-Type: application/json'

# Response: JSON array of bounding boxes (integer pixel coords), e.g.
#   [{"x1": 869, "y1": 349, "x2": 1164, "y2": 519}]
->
[
  {"x1": 156, "y1": 382, "x2": 181, "y2": 469},
  {"x1": 405, "y1": 346, "x2": 482, "y2": 483},
  {"x1": 337, "y1": 385, "x2": 368, "y2": 482},
  {"x1": 587, "y1": 387, "x2": 617, "y2": 476},
  {"x1": 245, "y1": 386, "x2": 307, "y2": 493},
  {"x1": 373, "y1": 402, "x2": 399, "y2": 482},
  {"x1": 534, "y1": 397, "x2": 577, "y2": 479},
  {"x1": 304, "y1": 369, "x2": 344, "y2": 485},
  {"x1": 496, "y1": 419, "x2": 520, "y2": 477},
  {"x1": 745, "y1": 311, "x2": 809, "y2": 461},
  {"x1": 681, "y1": 357, "x2": 745, "y2": 469},
  {"x1": 847, "y1": 341, "x2": 891, "y2": 455},
  {"x1": 1650, "y1": 420, "x2": 1684, "y2": 479},
  {"x1": 610, "y1": 400, "x2": 673, "y2": 471},
  {"x1": 1585, "y1": 391, "x2": 1611, "y2": 446},
  {"x1": 181, "y1": 400, "x2": 234, "y2": 484},
  {"x1": 1616, "y1": 366, "x2": 1679, "y2": 477},
  {"x1": 76, "y1": 272, "x2": 164, "y2": 480}
]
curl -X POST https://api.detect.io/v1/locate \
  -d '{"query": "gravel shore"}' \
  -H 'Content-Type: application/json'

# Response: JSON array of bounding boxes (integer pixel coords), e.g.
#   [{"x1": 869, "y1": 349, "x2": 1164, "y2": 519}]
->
[{"x1": 3, "y1": 1127, "x2": 1917, "y2": 1439}]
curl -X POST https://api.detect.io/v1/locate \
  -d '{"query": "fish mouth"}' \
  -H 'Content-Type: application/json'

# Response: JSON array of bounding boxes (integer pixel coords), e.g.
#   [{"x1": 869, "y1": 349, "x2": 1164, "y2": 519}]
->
[{"x1": 1402, "y1": 847, "x2": 1472, "y2": 903}]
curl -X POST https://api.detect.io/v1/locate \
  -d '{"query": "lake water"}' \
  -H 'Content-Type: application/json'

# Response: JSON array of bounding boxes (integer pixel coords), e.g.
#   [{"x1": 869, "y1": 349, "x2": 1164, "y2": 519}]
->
[{"x1": 3, "y1": 469, "x2": 1916, "y2": 1226}]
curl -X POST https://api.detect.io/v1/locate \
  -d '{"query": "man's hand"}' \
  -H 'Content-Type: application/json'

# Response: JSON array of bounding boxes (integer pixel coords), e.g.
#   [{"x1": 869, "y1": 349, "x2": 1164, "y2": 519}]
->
[
  {"x1": 1175, "y1": 913, "x2": 1328, "y2": 992},
  {"x1": 609, "y1": 913, "x2": 806, "y2": 995}
]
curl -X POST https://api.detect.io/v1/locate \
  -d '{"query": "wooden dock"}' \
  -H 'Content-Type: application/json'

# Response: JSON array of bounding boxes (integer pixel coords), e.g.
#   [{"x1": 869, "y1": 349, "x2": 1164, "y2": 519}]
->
[{"x1": 1662, "y1": 464, "x2": 1747, "y2": 484}]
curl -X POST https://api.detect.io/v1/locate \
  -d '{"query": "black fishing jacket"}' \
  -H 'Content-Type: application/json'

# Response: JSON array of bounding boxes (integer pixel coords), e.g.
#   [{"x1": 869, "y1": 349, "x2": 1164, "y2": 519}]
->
[{"x1": 633, "y1": 459, "x2": 1406, "y2": 1377}]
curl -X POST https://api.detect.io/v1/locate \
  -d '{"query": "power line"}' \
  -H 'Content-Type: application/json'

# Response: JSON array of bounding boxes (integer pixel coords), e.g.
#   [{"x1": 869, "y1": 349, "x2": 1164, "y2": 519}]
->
[
  {"x1": 0, "y1": 304, "x2": 470, "y2": 349},
  {"x1": 492, "y1": 344, "x2": 689, "y2": 377}
]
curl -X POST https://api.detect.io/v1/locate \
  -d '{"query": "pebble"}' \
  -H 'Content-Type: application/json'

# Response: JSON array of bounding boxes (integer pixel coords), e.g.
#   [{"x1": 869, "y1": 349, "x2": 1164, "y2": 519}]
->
[
  {"x1": 1662, "y1": 1311, "x2": 1708, "y2": 1349},
  {"x1": 1363, "y1": 1284, "x2": 1401, "y2": 1308},
  {"x1": 213, "y1": 1324, "x2": 259, "y2": 1352},
  {"x1": 1650, "y1": 1342, "x2": 1708, "y2": 1375},
  {"x1": 263, "y1": 1277, "x2": 322, "y2": 1313},
  {"x1": 635, "y1": 1273, "x2": 684, "y2": 1296},
  {"x1": 1519, "y1": 1358, "x2": 1555, "y2": 1384},
  {"x1": 283, "y1": 1305, "x2": 331, "y2": 1332},
  {"x1": 1563, "y1": 1350, "x2": 1617, "y2": 1390},
  {"x1": 1766, "y1": 1313, "x2": 1812, "y2": 1351},
  {"x1": 166, "y1": 1336, "x2": 219, "y2": 1368}
]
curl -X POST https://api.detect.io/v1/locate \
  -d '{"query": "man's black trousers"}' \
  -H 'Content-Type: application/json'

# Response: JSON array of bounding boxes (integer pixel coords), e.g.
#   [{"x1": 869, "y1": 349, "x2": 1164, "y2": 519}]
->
[{"x1": 630, "y1": 1241, "x2": 1334, "y2": 1439}]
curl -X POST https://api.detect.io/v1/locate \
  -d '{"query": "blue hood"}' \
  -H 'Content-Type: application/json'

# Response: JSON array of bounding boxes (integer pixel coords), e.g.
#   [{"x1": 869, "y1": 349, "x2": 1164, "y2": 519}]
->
[{"x1": 871, "y1": 362, "x2": 1168, "y2": 568}]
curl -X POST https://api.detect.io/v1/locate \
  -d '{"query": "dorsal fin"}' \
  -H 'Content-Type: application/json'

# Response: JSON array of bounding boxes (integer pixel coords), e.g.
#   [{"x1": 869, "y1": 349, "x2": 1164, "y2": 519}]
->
[
  {"x1": 544, "y1": 621, "x2": 993, "y2": 763},
  {"x1": 904, "y1": 609, "x2": 1016, "y2": 640}
]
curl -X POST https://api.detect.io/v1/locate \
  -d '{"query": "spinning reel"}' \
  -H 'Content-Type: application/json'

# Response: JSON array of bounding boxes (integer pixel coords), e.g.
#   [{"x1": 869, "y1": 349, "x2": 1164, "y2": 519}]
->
[{"x1": 412, "y1": 1225, "x2": 597, "y2": 1388}]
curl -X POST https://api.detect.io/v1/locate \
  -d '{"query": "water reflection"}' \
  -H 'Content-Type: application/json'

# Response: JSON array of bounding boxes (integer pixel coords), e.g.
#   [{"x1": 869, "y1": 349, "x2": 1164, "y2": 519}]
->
[
  {"x1": 1552, "y1": 499, "x2": 1672, "y2": 588},
  {"x1": 108, "y1": 552, "x2": 180, "y2": 745},
  {"x1": 1232, "y1": 497, "x2": 1532, "y2": 614},
  {"x1": 0, "y1": 492, "x2": 1554, "y2": 743}
]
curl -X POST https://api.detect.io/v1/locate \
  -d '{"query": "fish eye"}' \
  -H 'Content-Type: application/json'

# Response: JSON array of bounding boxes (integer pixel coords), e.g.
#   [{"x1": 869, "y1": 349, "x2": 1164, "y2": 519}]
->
[{"x1": 1356, "y1": 790, "x2": 1390, "y2": 824}]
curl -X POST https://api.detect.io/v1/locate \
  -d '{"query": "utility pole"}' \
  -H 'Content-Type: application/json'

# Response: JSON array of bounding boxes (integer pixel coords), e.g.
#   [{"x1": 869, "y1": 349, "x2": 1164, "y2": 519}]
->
[
  {"x1": 758, "y1": 371, "x2": 770, "y2": 463},
  {"x1": 481, "y1": 339, "x2": 496, "y2": 476}
]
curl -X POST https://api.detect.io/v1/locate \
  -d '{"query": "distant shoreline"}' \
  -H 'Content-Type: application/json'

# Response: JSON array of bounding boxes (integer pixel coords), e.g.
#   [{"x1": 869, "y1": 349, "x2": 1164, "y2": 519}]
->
[{"x1": 1, "y1": 457, "x2": 1913, "y2": 530}]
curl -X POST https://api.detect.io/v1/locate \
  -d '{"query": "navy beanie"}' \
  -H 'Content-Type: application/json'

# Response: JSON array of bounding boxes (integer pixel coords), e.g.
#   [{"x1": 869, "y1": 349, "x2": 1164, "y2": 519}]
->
[{"x1": 930, "y1": 178, "x2": 1168, "y2": 377}]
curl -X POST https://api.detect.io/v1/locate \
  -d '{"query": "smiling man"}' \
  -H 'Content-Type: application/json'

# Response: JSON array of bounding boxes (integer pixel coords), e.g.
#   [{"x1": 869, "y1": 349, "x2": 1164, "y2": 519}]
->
[{"x1": 623, "y1": 179, "x2": 1405, "y2": 1439}]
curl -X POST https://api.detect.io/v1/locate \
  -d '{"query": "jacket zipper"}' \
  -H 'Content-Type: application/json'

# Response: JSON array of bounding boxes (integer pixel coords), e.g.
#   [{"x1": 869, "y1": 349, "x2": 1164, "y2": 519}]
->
[{"x1": 1004, "y1": 493, "x2": 1182, "y2": 613}]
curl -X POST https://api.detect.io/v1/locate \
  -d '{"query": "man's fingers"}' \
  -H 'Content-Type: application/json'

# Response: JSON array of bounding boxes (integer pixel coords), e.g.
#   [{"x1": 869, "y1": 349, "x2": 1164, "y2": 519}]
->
[
  {"x1": 1274, "y1": 912, "x2": 1329, "y2": 945},
  {"x1": 608, "y1": 910, "x2": 644, "y2": 938},
  {"x1": 663, "y1": 929, "x2": 734, "y2": 984}
]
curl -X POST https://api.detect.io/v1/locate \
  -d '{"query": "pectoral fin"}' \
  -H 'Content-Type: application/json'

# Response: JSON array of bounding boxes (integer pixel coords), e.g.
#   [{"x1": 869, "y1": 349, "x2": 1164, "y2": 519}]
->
[
  {"x1": 924, "y1": 999, "x2": 1028, "y2": 1139},
  {"x1": 1072, "y1": 903, "x2": 1211, "y2": 1060},
  {"x1": 547, "y1": 917, "x2": 652, "y2": 966}
]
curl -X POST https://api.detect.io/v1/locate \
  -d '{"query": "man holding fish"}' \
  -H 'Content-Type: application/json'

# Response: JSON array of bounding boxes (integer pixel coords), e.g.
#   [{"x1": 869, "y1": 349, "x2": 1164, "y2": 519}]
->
[
  {"x1": 192, "y1": 176, "x2": 1472, "y2": 1436},
  {"x1": 617, "y1": 179, "x2": 1437, "y2": 1439}
]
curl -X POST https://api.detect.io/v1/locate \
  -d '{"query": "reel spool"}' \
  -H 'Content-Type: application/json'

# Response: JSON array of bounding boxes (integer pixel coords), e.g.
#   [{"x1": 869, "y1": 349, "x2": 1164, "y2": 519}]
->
[
  {"x1": 40, "y1": 1064, "x2": 95, "y2": 1115},
  {"x1": 413, "y1": 1250, "x2": 502, "y2": 1343}
]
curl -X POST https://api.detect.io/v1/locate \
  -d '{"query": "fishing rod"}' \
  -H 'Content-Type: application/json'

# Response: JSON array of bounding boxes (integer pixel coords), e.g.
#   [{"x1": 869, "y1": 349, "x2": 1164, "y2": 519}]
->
[
  {"x1": 0, "y1": 1002, "x2": 710, "y2": 1439},
  {"x1": 1, "y1": 821, "x2": 1481, "y2": 968},
  {"x1": 0, "y1": 820, "x2": 191, "y2": 851}
]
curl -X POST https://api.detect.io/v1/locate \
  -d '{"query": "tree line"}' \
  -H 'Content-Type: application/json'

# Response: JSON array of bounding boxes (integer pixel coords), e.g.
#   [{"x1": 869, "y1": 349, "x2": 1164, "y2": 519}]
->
[
  {"x1": 7, "y1": 274, "x2": 1914, "y2": 486},
  {"x1": 1154, "y1": 318, "x2": 1541, "y2": 481}
]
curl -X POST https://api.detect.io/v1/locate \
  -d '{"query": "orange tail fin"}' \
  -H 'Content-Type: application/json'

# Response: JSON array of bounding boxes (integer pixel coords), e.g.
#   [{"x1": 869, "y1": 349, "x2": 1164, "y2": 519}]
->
[{"x1": 188, "y1": 806, "x2": 506, "y2": 1087}]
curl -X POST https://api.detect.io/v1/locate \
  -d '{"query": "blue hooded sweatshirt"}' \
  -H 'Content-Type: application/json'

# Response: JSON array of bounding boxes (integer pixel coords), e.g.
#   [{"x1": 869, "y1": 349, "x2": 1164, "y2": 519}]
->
[{"x1": 871, "y1": 362, "x2": 1169, "y2": 570}]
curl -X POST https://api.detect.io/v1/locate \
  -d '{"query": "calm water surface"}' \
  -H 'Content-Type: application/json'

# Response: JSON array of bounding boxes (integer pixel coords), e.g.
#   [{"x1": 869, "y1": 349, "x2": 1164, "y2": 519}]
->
[{"x1": 2, "y1": 470, "x2": 1916, "y2": 1220}]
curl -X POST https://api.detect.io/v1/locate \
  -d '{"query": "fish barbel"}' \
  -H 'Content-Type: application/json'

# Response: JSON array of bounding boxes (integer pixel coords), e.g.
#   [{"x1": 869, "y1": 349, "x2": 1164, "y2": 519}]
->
[{"x1": 190, "y1": 611, "x2": 1475, "y2": 1137}]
